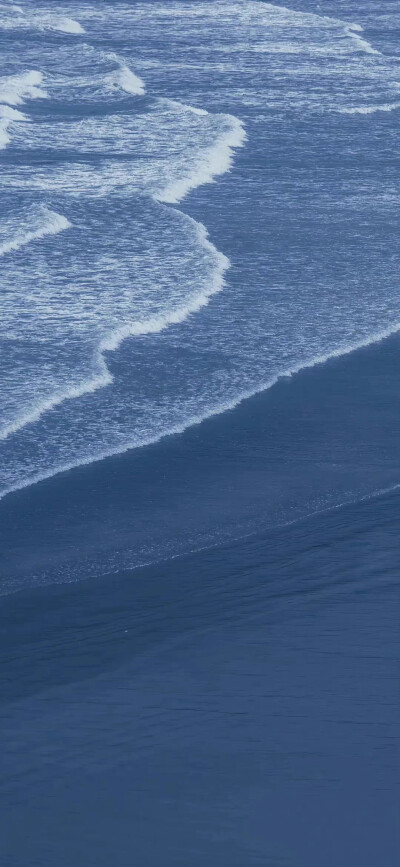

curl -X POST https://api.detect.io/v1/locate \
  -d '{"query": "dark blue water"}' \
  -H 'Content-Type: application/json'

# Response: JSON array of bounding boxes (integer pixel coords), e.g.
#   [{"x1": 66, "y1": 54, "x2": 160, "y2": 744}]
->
[{"x1": 0, "y1": 0, "x2": 399, "y2": 864}]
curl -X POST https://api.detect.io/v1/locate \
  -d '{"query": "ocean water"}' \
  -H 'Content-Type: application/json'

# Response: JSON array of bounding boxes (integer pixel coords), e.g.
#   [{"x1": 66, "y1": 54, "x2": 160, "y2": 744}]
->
[
  {"x1": 0, "y1": 1, "x2": 399, "y2": 864},
  {"x1": 1, "y1": 0, "x2": 400, "y2": 508}
]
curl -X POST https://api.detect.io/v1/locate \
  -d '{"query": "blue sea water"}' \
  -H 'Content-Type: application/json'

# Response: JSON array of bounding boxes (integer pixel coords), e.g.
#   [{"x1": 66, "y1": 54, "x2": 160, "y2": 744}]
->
[
  {"x1": 1, "y1": 0, "x2": 400, "y2": 508},
  {"x1": 0, "y1": 1, "x2": 399, "y2": 864}
]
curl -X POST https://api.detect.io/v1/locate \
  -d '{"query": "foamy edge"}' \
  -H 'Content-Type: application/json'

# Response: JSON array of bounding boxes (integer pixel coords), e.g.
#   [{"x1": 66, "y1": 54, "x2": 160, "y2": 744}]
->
[
  {"x1": 339, "y1": 102, "x2": 400, "y2": 115},
  {"x1": 0, "y1": 215, "x2": 229, "y2": 442},
  {"x1": 0, "y1": 92, "x2": 245, "y2": 443},
  {"x1": 1, "y1": 320, "x2": 400, "y2": 501},
  {"x1": 158, "y1": 107, "x2": 246, "y2": 204}
]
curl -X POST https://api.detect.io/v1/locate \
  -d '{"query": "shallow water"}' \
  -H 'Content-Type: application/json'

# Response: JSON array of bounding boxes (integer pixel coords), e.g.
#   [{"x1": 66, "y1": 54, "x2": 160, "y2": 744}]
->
[{"x1": 1, "y1": 481, "x2": 399, "y2": 866}]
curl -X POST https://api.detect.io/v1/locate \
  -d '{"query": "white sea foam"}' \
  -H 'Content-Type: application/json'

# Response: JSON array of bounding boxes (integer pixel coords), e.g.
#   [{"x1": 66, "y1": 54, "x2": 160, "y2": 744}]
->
[
  {"x1": 0, "y1": 70, "x2": 47, "y2": 105},
  {"x1": 100, "y1": 218, "x2": 229, "y2": 351},
  {"x1": 0, "y1": 0, "x2": 398, "y2": 505},
  {"x1": 47, "y1": 16, "x2": 85, "y2": 34},
  {"x1": 158, "y1": 107, "x2": 246, "y2": 203},
  {"x1": 117, "y1": 64, "x2": 146, "y2": 95},
  {"x1": 346, "y1": 23, "x2": 364, "y2": 33},
  {"x1": 0, "y1": 212, "x2": 228, "y2": 442},
  {"x1": 0, "y1": 207, "x2": 71, "y2": 257},
  {"x1": 0, "y1": 120, "x2": 10, "y2": 148},
  {"x1": 0, "y1": 93, "x2": 30, "y2": 149},
  {"x1": 339, "y1": 102, "x2": 400, "y2": 115},
  {"x1": 104, "y1": 55, "x2": 146, "y2": 96},
  {"x1": 0, "y1": 104, "x2": 26, "y2": 121},
  {"x1": 0, "y1": 369, "x2": 111, "y2": 443},
  {"x1": 186, "y1": 105, "x2": 208, "y2": 116},
  {"x1": 344, "y1": 24, "x2": 380, "y2": 56},
  {"x1": 2, "y1": 318, "x2": 400, "y2": 504},
  {"x1": 2, "y1": 100, "x2": 246, "y2": 204},
  {"x1": 19, "y1": 45, "x2": 147, "y2": 104}
]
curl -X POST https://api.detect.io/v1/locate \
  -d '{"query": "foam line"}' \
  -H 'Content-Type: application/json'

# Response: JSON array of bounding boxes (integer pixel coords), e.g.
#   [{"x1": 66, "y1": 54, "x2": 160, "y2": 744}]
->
[
  {"x1": 344, "y1": 24, "x2": 381, "y2": 56},
  {"x1": 116, "y1": 64, "x2": 145, "y2": 95},
  {"x1": 2, "y1": 318, "x2": 400, "y2": 502},
  {"x1": 0, "y1": 207, "x2": 71, "y2": 257},
  {"x1": 158, "y1": 107, "x2": 246, "y2": 203},
  {"x1": 339, "y1": 102, "x2": 400, "y2": 115},
  {"x1": 100, "y1": 217, "x2": 229, "y2": 351},
  {"x1": 0, "y1": 216, "x2": 228, "y2": 442},
  {"x1": 0, "y1": 368, "x2": 111, "y2": 444},
  {"x1": 31, "y1": 13, "x2": 85, "y2": 34},
  {"x1": 256, "y1": 4, "x2": 380, "y2": 54}
]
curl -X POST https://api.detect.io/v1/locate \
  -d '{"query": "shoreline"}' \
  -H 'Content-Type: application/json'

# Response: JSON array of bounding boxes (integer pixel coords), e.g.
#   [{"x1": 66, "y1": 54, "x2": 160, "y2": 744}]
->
[{"x1": 1, "y1": 328, "x2": 399, "y2": 593}]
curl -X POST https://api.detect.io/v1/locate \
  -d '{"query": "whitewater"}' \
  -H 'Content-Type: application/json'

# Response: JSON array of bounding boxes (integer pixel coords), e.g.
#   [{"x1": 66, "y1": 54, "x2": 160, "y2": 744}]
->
[{"x1": 1, "y1": 0, "x2": 400, "y2": 499}]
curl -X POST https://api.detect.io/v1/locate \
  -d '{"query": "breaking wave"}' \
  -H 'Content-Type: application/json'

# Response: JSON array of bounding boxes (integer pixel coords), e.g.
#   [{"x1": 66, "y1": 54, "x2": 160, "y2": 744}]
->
[
  {"x1": 0, "y1": 70, "x2": 47, "y2": 106},
  {"x1": 104, "y1": 54, "x2": 146, "y2": 96},
  {"x1": 0, "y1": 70, "x2": 47, "y2": 148}
]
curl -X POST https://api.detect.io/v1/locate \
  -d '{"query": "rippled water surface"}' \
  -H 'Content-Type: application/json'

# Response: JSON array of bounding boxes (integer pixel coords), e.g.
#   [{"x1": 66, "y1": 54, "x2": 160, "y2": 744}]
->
[{"x1": 1, "y1": 0, "x2": 399, "y2": 503}]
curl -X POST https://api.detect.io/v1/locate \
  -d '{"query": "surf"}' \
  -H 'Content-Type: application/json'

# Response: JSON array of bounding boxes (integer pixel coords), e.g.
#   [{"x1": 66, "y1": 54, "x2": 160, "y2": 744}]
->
[
  {"x1": 0, "y1": 0, "x2": 399, "y2": 504},
  {"x1": 0, "y1": 70, "x2": 47, "y2": 106},
  {"x1": 0, "y1": 198, "x2": 230, "y2": 451},
  {"x1": 0, "y1": 4, "x2": 85, "y2": 34}
]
